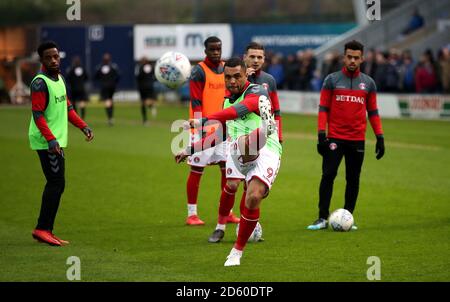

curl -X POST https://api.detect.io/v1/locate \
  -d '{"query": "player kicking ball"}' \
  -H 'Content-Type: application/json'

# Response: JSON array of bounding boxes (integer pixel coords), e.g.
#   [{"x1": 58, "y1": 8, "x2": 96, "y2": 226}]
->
[{"x1": 175, "y1": 57, "x2": 282, "y2": 266}]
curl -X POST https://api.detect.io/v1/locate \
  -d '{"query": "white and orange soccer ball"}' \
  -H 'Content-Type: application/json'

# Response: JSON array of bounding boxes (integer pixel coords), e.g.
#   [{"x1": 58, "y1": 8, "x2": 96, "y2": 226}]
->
[
  {"x1": 154, "y1": 51, "x2": 191, "y2": 89},
  {"x1": 329, "y1": 209, "x2": 354, "y2": 232}
]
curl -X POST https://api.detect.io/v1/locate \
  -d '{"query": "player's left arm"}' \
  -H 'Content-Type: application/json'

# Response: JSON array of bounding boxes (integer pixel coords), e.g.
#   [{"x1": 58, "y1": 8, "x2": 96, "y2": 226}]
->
[
  {"x1": 66, "y1": 98, "x2": 94, "y2": 142},
  {"x1": 366, "y1": 79, "x2": 384, "y2": 159}
]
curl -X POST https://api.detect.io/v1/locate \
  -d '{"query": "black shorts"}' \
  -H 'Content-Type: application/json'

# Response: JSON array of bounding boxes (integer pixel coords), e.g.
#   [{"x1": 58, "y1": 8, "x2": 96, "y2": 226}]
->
[
  {"x1": 139, "y1": 88, "x2": 154, "y2": 101},
  {"x1": 70, "y1": 90, "x2": 88, "y2": 102},
  {"x1": 100, "y1": 87, "x2": 116, "y2": 100}
]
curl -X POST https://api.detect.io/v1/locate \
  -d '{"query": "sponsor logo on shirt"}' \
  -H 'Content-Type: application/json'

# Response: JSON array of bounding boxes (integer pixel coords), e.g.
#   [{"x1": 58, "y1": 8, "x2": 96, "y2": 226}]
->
[
  {"x1": 55, "y1": 94, "x2": 66, "y2": 104},
  {"x1": 207, "y1": 82, "x2": 225, "y2": 90},
  {"x1": 336, "y1": 95, "x2": 365, "y2": 104}
]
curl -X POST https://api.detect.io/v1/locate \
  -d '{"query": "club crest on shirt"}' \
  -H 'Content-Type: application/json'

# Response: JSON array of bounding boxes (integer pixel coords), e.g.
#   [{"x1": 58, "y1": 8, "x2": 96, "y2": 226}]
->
[
  {"x1": 262, "y1": 83, "x2": 269, "y2": 90},
  {"x1": 359, "y1": 82, "x2": 366, "y2": 90}
]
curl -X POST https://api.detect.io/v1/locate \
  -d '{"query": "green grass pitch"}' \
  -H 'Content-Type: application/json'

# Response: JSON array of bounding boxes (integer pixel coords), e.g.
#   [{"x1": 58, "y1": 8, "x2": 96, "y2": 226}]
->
[{"x1": 0, "y1": 102, "x2": 449, "y2": 281}]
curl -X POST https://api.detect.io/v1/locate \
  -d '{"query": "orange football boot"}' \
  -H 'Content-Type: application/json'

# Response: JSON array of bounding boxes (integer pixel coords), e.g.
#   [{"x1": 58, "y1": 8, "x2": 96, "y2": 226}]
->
[
  {"x1": 32, "y1": 229, "x2": 61, "y2": 246},
  {"x1": 186, "y1": 215, "x2": 205, "y2": 226}
]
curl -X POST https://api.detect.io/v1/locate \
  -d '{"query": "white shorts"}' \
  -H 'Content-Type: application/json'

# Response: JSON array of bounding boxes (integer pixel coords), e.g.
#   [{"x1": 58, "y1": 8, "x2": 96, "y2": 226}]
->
[
  {"x1": 225, "y1": 139, "x2": 281, "y2": 190},
  {"x1": 187, "y1": 132, "x2": 227, "y2": 167}
]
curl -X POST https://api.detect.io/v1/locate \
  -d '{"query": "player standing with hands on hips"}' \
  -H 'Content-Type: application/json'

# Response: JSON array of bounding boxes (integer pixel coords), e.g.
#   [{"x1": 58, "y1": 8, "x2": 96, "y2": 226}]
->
[
  {"x1": 307, "y1": 40, "x2": 385, "y2": 231},
  {"x1": 29, "y1": 41, "x2": 94, "y2": 246}
]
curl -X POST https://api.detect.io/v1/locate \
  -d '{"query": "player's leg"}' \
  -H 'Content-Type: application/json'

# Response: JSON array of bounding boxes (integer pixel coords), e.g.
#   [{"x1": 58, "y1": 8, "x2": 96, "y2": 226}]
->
[
  {"x1": 208, "y1": 143, "x2": 243, "y2": 242},
  {"x1": 32, "y1": 150, "x2": 67, "y2": 246},
  {"x1": 148, "y1": 93, "x2": 157, "y2": 118},
  {"x1": 74, "y1": 90, "x2": 87, "y2": 119},
  {"x1": 258, "y1": 94, "x2": 277, "y2": 137},
  {"x1": 186, "y1": 165, "x2": 205, "y2": 225},
  {"x1": 209, "y1": 178, "x2": 241, "y2": 243},
  {"x1": 105, "y1": 98, "x2": 113, "y2": 126},
  {"x1": 307, "y1": 139, "x2": 344, "y2": 230},
  {"x1": 139, "y1": 89, "x2": 148, "y2": 125},
  {"x1": 185, "y1": 131, "x2": 214, "y2": 225},
  {"x1": 145, "y1": 99, "x2": 154, "y2": 122},
  {"x1": 225, "y1": 147, "x2": 280, "y2": 266},
  {"x1": 225, "y1": 177, "x2": 267, "y2": 266},
  {"x1": 218, "y1": 157, "x2": 240, "y2": 224},
  {"x1": 343, "y1": 141, "x2": 365, "y2": 230},
  {"x1": 101, "y1": 87, "x2": 113, "y2": 125}
]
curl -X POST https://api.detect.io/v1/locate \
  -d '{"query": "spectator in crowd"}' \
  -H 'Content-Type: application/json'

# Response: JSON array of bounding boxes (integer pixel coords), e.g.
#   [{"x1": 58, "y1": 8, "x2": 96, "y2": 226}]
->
[
  {"x1": 402, "y1": 8, "x2": 425, "y2": 36},
  {"x1": 399, "y1": 51, "x2": 416, "y2": 93},
  {"x1": 361, "y1": 48, "x2": 377, "y2": 79},
  {"x1": 320, "y1": 50, "x2": 341, "y2": 81},
  {"x1": 267, "y1": 54, "x2": 285, "y2": 89},
  {"x1": 438, "y1": 46, "x2": 450, "y2": 93},
  {"x1": 251, "y1": 44, "x2": 448, "y2": 94},
  {"x1": 298, "y1": 49, "x2": 316, "y2": 91},
  {"x1": 283, "y1": 54, "x2": 300, "y2": 90},
  {"x1": 415, "y1": 52, "x2": 438, "y2": 93},
  {"x1": 374, "y1": 51, "x2": 399, "y2": 92},
  {"x1": 310, "y1": 69, "x2": 322, "y2": 92}
]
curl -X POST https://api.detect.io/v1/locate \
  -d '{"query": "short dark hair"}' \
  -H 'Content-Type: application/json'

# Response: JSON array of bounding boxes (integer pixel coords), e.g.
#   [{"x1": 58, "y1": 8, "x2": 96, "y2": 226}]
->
[
  {"x1": 344, "y1": 40, "x2": 364, "y2": 54},
  {"x1": 38, "y1": 41, "x2": 59, "y2": 57},
  {"x1": 224, "y1": 57, "x2": 247, "y2": 70},
  {"x1": 245, "y1": 42, "x2": 265, "y2": 53},
  {"x1": 204, "y1": 36, "x2": 221, "y2": 48}
]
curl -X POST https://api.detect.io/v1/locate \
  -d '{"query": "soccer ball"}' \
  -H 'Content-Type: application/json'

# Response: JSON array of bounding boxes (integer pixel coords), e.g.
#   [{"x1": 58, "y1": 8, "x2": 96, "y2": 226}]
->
[
  {"x1": 236, "y1": 222, "x2": 263, "y2": 242},
  {"x1": 329, "y1": 209, "x2": 354, "y2": 232},
  {"x1": 154, "y1": 51, "x2": 191, "y2": 89}
]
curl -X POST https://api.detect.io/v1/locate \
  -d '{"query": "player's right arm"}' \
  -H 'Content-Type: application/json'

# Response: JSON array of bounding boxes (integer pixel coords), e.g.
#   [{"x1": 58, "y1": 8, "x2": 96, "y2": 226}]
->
[
  {"x1": 199, "y1": 85, "x2": 268, "y2": 124},
  {"x1": 31, "y1": 78, "x2": 60, "y2": 154},
  {"x1": 317, "y1": 74, "x2": 333, "y2": 155},
  {"x1": 189, "y1": 64, "x2": 205, "y2": 117}
]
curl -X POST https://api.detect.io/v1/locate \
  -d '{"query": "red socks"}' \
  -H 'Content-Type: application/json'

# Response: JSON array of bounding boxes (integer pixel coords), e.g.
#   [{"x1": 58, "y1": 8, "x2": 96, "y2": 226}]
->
[
  {"x1": 218, "y1": 184, "x2": 237, "y2": 224},
  {"x1": 187, "y1": 170, "x2": 202, "y2": 205},
  {"x1": 235, "y1": 205, "x2": 260, "y2": 251}
]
